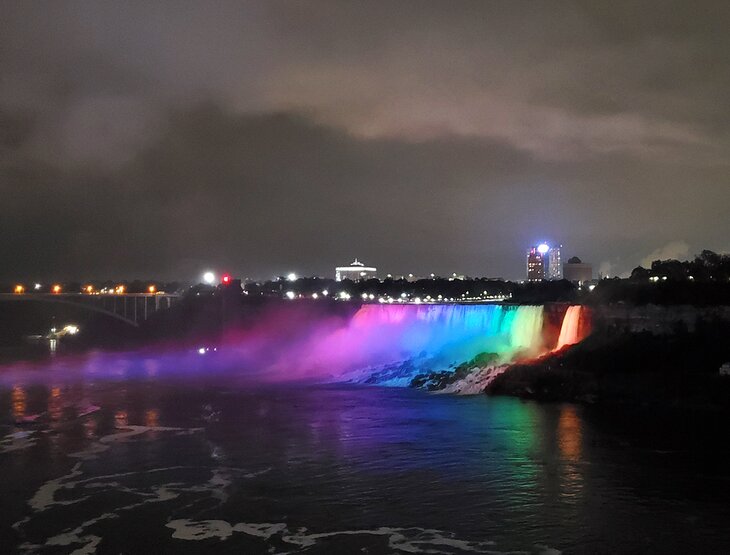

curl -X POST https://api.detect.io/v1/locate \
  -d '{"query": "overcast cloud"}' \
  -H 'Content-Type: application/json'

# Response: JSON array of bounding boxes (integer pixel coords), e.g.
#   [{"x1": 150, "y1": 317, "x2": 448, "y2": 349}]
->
[{"x1": 1, "y1": 1, "x2": 728, "y2": 280}]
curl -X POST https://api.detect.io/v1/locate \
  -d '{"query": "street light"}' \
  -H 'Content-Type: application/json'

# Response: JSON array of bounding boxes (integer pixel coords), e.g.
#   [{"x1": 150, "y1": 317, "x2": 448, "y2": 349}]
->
[
  {"x1": 287, "y1": 272, "x2": 297, "y2": 282},
  {"x1": 52, "y1": 284, "x2": 61, "y2": 294},
  {"x1": 203, "y1": 271, "x2": 215, "y2": 285}
]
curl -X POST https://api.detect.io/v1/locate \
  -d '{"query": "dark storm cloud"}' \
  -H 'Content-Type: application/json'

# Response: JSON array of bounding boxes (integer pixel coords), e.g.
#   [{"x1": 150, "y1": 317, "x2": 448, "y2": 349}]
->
[{"x1": 1, "y1": 1, "x2": 728, "y2": 280}]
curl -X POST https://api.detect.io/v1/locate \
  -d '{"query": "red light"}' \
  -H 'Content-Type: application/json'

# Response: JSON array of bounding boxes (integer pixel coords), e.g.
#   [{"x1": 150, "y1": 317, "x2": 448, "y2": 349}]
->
[{"x1": 221, "y1": 273, "x2": 232, "y2": 285}]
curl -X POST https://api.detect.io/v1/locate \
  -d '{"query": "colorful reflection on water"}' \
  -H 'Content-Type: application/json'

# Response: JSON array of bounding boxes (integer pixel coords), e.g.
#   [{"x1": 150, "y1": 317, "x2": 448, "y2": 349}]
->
[{"x1": 0, "y1": 375, "x2": 729, "y2": 553}]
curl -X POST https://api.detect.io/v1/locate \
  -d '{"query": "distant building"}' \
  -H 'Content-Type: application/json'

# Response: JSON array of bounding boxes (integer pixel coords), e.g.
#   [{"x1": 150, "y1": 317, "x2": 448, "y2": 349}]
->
[
  {"x1": 526, "y1": 247, "x2": 544, "y2": 281},
  {"x1": 548, "y1": 245, "x2": 563, "y2": 280},
  {"x1": 335, "y1": 258, "x2": 377, "y2": 281},
  {"x1": 563, "y1": 257, "x2": 592, "y2": 284}
]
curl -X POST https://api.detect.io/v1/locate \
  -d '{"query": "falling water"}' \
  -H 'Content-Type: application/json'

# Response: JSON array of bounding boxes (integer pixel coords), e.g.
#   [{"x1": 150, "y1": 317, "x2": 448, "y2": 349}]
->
[
  {"x1": 320, "y1": 304, "x2": 545, "y2": 384},
  {"x1": 556, "y1": 306, "x2": 583, "y2": 350}
]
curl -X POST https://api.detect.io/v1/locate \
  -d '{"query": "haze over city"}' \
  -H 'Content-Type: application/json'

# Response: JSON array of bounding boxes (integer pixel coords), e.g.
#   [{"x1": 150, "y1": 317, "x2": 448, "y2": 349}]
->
[{"x1": 2, "y1": 1, "x2": 728, "y2": 281}]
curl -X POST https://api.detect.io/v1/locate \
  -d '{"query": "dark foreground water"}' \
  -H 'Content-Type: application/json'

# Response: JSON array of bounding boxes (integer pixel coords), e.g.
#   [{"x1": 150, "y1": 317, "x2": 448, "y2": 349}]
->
[{"x1": 1, "y1": 372, "x2": 729, "y2": 554}]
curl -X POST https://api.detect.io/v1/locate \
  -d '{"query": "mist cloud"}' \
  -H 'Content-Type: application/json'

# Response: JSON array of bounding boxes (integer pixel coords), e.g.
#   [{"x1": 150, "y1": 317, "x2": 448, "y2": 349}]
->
[{"x1": 640, "y1": 241, "x2": 691, "y2": 268}]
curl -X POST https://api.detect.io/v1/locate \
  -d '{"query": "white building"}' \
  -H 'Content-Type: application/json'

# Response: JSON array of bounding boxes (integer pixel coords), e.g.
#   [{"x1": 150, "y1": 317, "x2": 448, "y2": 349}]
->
[{"x1": 335, "y1": 259, "x2": 377, "y2": 281}]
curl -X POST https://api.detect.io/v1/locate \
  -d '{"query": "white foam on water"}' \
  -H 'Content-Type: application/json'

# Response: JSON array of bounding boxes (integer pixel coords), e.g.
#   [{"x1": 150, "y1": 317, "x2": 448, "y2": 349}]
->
[
  {"x1": 70, "y1": 425, "x2": 203, "y2": 460},
  {"x1": 167, "y1": 519, "x2": 235, "y2": 540},
  {"x1": 0, "y1": 430, "x2": 37, "y2": 453},
  {"x1": 16, "y1": 461, "x2": 272, "y2": 554},
  {"x1": 23, "y1": 483, "x2": 182, "y2": 554},
  {"x1": 29, "y1": 462, "x2": 85, "y2": 511},
  {"x1": 166, "y1": 519, "x2": 557, "y2": 554},
  {"x1": 232, "y1": 522, "x2": 287, "y2": 539}
]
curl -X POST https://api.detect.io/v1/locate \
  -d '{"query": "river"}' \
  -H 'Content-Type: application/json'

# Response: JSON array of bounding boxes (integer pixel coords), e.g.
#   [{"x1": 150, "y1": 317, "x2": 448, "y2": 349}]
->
[{"x1": 1, "y1": 371, "x2": 729, "y2": 553}]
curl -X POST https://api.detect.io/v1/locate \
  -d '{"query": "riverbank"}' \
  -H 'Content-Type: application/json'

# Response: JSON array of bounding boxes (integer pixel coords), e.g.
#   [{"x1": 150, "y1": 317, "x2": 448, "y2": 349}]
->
[{"x1": 483, "y1": 325, "x2": 730, "y2": 410}]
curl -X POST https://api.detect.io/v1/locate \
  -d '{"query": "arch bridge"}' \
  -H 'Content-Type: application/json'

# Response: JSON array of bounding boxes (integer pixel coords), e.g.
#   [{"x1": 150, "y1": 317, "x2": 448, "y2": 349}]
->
[{"x1": 0, "y1": 293, "x2": 181, "y2": 327}]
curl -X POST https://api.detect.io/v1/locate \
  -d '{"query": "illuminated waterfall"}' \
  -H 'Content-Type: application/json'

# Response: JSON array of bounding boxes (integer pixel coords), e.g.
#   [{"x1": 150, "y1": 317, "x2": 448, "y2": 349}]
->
[
  {"x1": 352, "y1": 304, "x2": 543, "y2": 359},
  {"x1": 318, "y1": 304, "x2": 545, "y2": 384},
  {"x1": 555, "y1": 306, "x2": 583, "y2": 350},
  {"x1": 279, "y1": 303, "x2": 589, "y2": 385}
]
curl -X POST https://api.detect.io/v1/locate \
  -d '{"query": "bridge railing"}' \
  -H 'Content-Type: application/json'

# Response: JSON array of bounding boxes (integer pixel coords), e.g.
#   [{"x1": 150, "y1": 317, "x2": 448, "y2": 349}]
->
[{"x1": 0, "y1": 293, "x2": 181, "y2": 327}]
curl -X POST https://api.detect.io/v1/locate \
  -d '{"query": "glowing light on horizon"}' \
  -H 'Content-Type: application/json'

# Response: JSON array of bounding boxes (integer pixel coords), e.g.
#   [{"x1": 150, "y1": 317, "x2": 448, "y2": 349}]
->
[
  {"x1": 537, "y1": 243, "x2": 550, "y2": 255},
  {"x1": 203, "y1": 272, "x2": 216, "y2": 284},
  {"x1": 14, "y1": 284, "x2": 24, "y2": 294},
  {"x1": 287, "y1": 273, "x2": 297, "y2": 281},
  {"x1": 52, "y1": 284, "x2": 61, "y2": 294}
]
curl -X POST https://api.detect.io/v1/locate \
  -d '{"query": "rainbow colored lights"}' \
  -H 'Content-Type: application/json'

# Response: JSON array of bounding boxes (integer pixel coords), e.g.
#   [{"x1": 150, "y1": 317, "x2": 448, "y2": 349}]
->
[{"x1": 0, "y1": 303, "x2": 588, "y2": 389}]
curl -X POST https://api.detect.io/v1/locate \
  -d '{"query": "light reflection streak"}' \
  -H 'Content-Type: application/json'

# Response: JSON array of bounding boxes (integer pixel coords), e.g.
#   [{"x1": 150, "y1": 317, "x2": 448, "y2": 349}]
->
[
  {"x1": 557, "y1": 405, "x2": 584, "y2": 501},
  {"x1": 49, "y1": 386, "x2": 63, "y2": 421},
  {"x1": 12, "y1": 385, "x2": 26, "y2": 419},
  {"x1": 558, "y1": 405, "x2": 582, "y2": 462},
  {"x1": 145, "y1": 409, "x2": 160, "y2": 427},
  {"x1": 115, "y1": 410, "x2": 129, "y2": 427}
]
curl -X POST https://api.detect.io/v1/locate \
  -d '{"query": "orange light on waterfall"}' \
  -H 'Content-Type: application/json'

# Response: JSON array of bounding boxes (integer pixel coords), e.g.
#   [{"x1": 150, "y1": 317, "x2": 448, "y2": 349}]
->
[
  {"x1": 115, "y1": 285, "x2": 126, "y2": 294},
  {"x1": 85, "y1": 285, "x2": 94, "y2": 294},
  {"x1": 52, "y1": 284, "x2": 62, "y2": 294},
  {"x1": 14, "y1": 284, "x2": 25, "y2": 294},
  {"x1": 148, "y1": 285, "x2": 156, "y2": 293},
  {"x1": 555, "y1": 306, "x2": 583, "y2": 350}
]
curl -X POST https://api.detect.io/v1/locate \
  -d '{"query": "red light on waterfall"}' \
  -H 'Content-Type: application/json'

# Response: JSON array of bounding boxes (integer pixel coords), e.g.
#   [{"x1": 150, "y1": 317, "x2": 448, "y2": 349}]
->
[{"x1": 221, "y1": 273, "x2": 232, "y2": 285}]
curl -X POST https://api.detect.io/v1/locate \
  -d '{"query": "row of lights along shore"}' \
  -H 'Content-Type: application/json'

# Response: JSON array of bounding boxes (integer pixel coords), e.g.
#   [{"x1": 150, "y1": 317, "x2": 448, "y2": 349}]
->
[{"x1": 12, "y1": 283, "x2": 159, "y2": 295}]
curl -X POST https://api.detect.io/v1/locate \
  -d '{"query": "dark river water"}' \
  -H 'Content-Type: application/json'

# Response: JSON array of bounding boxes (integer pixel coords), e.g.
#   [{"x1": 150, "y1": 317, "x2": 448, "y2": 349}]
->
[{"x1": 1, "y1": 370, "x2": 729, "y2": 554}]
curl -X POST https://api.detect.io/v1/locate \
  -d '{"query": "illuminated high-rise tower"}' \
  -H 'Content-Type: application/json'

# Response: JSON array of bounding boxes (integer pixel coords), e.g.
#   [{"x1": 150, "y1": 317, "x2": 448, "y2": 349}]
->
[
  {"x1": 527, "y1": 246, "x2": 545, "y2": 281},
  {"x1": 548, "y1": 245, "x2": 563, "y2": 280}
]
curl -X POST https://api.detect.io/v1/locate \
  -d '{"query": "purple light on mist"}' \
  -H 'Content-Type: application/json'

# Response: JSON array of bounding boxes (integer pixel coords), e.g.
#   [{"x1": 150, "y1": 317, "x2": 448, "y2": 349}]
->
[{"x1": 0, "y1": 304, "x2": 586, "y2": 389}]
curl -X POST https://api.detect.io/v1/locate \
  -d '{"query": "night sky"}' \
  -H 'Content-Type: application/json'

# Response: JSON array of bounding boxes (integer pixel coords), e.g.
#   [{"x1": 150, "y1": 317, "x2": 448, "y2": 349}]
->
[{"x1": 1, "y1": 1, "x2": 728, "y2": 281}]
